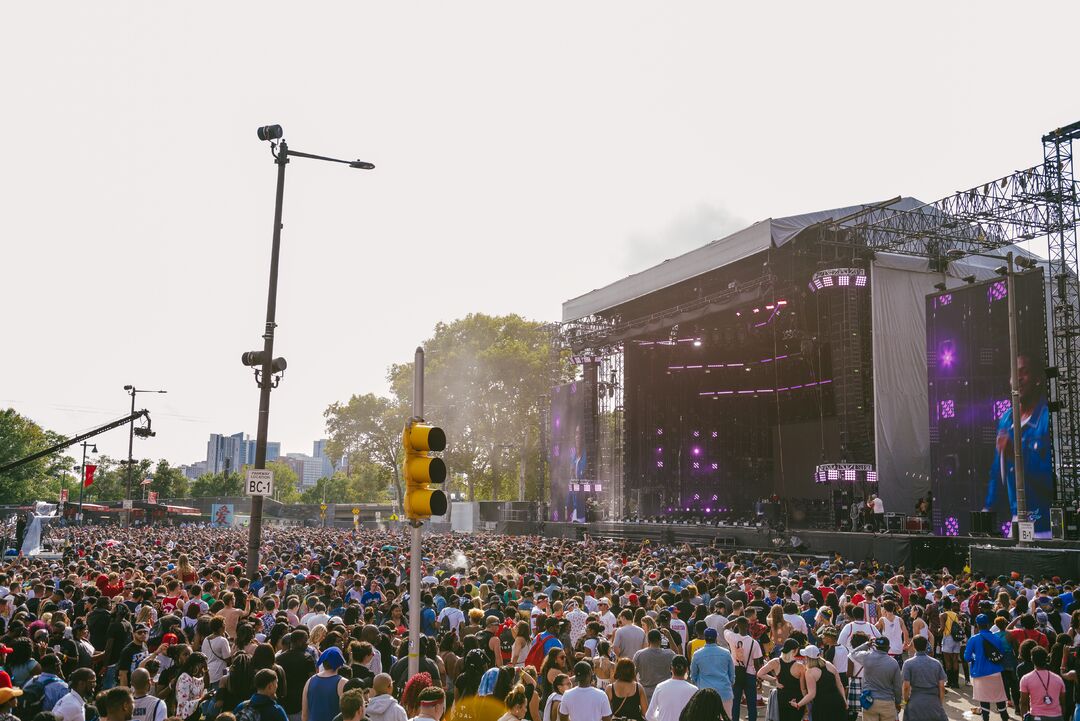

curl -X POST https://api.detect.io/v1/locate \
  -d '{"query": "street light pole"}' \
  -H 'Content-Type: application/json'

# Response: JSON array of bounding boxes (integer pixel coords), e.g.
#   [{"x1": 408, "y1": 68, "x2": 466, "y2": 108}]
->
[
  {"x1": 123, "y1": 385, "x2": 165, "y2": 525},
  {"x1": 245, "y1": 125, "x2": 374, "y2": 579},
  {"x1": 246, "y1": 137, "x2": 288, "y2": 581},
  {"x1": 77, "y1": 442, "x2": 96, "y2": 525}
]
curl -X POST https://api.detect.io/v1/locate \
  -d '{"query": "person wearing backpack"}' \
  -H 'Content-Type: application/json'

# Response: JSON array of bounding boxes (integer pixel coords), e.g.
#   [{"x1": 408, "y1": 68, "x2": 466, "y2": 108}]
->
[
  {"x1": 963, "y1": 614, "x2": 1010, "y2": 721},
  {"x1": 235, "y1": 669, "x2": 288, "y2": 721},
  {"x1": 21, "y1": 654, "x2": 69, "y2": 716},
  {"x1": 940, "y1": 597, "x2": 965, "y2": 689},
  {"x1": 53, "y1": 668, "x2": 97, "y2": 721}
]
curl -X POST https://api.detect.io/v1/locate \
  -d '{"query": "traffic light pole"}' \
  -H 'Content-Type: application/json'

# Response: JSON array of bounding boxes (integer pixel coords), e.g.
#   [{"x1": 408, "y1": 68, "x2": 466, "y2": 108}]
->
[{"x1": 408, "y1": 347, "x2": 423, "y2": 678}]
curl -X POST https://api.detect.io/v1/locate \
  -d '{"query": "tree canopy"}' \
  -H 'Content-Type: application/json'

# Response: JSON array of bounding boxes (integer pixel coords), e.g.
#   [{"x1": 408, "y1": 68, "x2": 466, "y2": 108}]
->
[{"x1": 325, "y1": 313, "x2": 570, "y2": 504}]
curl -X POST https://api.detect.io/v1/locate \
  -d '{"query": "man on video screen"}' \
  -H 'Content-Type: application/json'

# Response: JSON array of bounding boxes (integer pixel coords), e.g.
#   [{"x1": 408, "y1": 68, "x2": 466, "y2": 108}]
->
[{"x1": 983, "y1": 353, "x2": 1053, "y2": 533}]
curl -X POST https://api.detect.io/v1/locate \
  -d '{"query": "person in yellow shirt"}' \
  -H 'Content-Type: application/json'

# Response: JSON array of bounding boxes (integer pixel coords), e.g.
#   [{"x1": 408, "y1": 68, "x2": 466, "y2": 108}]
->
[{"x1": 687, "y1": 621, "x2": 707, "y2": 662}]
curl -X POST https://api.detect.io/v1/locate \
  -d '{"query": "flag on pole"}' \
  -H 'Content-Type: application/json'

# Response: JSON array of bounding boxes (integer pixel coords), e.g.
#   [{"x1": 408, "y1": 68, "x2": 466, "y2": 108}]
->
[
  {"x1": 148, "y1": 491, "x2": 158, "y2": 504},
  {"x1": 141, "y1": 478, "x2": 152, "y2": 485},
  {"x1": 83, "y1": 465, "x2": 97, "y2": 488}
]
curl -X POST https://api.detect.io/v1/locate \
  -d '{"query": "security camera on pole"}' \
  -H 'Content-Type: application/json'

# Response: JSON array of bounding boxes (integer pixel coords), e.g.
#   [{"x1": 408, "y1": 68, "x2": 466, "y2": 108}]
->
[{"x1": 403, "y1": 347, "x2": 447, "y2": 677}]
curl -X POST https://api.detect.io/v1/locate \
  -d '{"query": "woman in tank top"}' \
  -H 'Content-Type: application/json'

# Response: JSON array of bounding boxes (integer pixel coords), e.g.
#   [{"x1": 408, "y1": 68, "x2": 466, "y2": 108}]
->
[
  {"x1": 876, "y1": 600, "x2": 909, "y2": 660},
  {"x1": 759, "y1": 639, "x2": 806, "y2": 721},
  {"x1": 604, "y1": 659, "x2": 647, "y2": 721}
]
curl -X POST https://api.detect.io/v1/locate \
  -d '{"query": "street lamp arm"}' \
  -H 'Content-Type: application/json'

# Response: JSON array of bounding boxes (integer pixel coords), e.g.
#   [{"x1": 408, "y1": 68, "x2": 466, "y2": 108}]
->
[{"x1": 284, "y1": 148, "x2": 375, "y2": 169}]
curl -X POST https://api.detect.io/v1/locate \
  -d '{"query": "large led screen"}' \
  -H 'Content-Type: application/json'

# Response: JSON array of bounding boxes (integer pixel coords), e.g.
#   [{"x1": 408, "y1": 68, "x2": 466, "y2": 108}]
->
[{"x1": 927, "y1": 268, "x2": 1052, "y2": 536}]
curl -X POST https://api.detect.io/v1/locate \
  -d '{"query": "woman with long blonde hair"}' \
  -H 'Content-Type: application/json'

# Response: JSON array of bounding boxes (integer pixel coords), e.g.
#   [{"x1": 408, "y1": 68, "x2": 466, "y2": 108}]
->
[{"x1": 766, "y1": 604, "x2": 792, "y2": 655}]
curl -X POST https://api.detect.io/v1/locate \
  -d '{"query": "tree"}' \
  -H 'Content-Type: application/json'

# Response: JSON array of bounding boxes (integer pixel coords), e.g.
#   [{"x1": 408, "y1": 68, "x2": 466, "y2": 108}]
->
[
  {"x1": 324, "y1": 393, "x2": 408, "y2": 510},
  {"x1": 148, "y1": 460, "x2": 189, "y2": 499},
  {"x1": 0, "y1": 409, "x2": 74, "y2": 503},
  {"x1": 387, "y1": 314, "x2": 570, "y2": 501},
  {"x1": 190, "y1": 471, "x2": 244, "y2": 498},
  {"x1": 265, "y1": 461, "x2": 300, "y2": 503}
]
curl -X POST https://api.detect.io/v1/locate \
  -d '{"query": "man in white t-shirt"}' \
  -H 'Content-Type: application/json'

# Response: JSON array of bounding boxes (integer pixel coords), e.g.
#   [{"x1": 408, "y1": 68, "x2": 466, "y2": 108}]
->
[
  {"x1": 836, "y1": 606, "x2": 881, "y2": 650},
  {"x1": 559, "y1": 661, "x2": 613, "y2": 721},
  {"x1": 724, "y1": 617, "x2": 763, "y2": 721},
  {"x1": 597, "y1": 598, "x2": 617, "y2": 638},
  {"x1": 436, "y1": 604, "x2": 465, "y2": 636},
  {"x1": 704, "y1": 605, "x2": 729, "y2": 650},
  {"x1": 781, "y1": 602, "x2": 807, "y2": 636},
  {"x1": 645, "y1": 655, "x2": 697, "y2": 721}
]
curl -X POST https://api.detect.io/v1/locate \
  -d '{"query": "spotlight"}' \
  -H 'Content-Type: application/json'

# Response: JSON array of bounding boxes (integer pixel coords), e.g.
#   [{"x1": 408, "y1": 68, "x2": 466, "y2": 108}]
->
[
  {"x1": 994, "y1": 265, "x2": 1008, "y2": 277},
  {"x1": 962, "y1": 275, "x2": 976, "y2": 284},
  {"x1": 257, "y1": 124, "x2": 283, "y2": 142},
  {"x1": 1046, "y1": 366, "x2": 1059, "y2": 379},
  {"x1": 693, "y1": 339, "x2": 702, "y2": 347},
  {"x1": 933, "y1": 282, "x2": 947, "y2": 292}
]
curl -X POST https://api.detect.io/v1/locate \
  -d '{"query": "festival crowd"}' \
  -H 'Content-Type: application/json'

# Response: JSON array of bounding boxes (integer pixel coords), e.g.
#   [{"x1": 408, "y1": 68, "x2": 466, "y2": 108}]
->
[{"x1": 0, "y1": 524, "x2": 1076, "y2": 721}]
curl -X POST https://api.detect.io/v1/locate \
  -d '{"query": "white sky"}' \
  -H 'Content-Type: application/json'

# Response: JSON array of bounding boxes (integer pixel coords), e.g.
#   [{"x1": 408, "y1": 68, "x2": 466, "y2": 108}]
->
[{"x1": 4, "y1": 2, "x2": 1079, "y2": 470}]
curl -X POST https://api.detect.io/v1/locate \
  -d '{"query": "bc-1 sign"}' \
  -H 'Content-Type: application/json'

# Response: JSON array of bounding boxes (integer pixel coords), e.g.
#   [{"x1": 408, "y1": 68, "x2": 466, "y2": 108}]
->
[{"x1": 245, "y1": 469, "x2": 274, "y2": 496}]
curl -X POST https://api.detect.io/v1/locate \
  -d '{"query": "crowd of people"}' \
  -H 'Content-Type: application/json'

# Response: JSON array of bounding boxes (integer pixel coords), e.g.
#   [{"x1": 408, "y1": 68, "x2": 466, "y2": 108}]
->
[{"x1": 0, "y1": 523, "x2": 1076, "y2": 721}]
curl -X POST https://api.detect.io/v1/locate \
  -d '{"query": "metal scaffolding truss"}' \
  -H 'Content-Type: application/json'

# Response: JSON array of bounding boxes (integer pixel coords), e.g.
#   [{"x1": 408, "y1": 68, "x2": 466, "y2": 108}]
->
[{"x1": 819, "y1": 121, "x2": 1080, "y2": 502}]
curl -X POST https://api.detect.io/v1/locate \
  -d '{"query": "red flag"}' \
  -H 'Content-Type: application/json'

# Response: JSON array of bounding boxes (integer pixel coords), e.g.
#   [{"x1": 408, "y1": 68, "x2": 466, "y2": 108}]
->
[{"x1": 83, "y1": 464, "x2": 97, "y2": 488}]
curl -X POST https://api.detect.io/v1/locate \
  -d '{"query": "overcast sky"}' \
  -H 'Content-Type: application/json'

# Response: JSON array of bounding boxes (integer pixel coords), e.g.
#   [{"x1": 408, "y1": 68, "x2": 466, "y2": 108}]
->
[{"x1": 4, "y1": 2, "x2": 1079, "y2": 470}]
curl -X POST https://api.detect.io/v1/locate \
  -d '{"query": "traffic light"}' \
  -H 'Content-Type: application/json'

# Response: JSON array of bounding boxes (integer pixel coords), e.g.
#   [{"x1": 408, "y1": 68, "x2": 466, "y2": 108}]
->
[{"x1": 403, "y1": 420, "x2": 447, "y2": 520}]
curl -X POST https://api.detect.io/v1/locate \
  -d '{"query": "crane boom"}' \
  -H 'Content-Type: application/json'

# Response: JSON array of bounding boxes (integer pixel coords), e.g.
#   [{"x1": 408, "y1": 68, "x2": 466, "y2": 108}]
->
[{"x1": 0, "y1": 410, "x2": 152, "y2": 474}]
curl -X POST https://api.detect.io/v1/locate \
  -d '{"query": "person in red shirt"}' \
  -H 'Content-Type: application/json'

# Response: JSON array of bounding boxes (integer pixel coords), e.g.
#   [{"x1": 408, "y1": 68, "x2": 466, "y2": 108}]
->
[
  {"x1": 1009, "y1": 614, "x2": 1049, "y2": 650},
  {"x1": 888, "y1": 575, "x2": 912, "y2": 607}
]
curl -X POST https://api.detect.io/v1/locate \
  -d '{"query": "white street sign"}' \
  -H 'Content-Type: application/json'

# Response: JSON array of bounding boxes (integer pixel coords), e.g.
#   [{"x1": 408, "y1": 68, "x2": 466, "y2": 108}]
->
[
  {"x1": 1018, "y1": 521, "x2": 1035, "y2": 542},
  {"x1": 245, "y1": 469, "x2": 274, "y2": 496}
]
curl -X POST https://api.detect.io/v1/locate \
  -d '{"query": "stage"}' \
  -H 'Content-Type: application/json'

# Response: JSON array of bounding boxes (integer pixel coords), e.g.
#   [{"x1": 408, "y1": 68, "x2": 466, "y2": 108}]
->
[{"x1": 498, "y1": 520, "x2": 1080, "y2": 574}]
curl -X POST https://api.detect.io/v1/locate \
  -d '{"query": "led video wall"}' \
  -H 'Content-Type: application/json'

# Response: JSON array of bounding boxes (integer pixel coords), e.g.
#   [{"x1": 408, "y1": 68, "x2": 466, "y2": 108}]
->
[
  {"x1": 927, "y1": 268, "x2": 1052, "y2": 535},
  {"x1": 549, "y1": 378, "x2": 599, "y2": 522}
]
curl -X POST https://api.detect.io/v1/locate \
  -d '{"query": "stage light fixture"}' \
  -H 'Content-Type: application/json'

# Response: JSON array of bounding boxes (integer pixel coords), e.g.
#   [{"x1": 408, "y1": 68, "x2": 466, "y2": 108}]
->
[
  {"x1": 1047, "y1": 366, "x2": 1059, "y2": 379},
  {"x1": 933, "y1": 282, "x2": 947, "y2": 291},
  {"x1": 809, "y1": 268, "x2": 867, "y2": 293},
  {"x1": 962, "y1": 275, "x2": 976, "y2": 284}
]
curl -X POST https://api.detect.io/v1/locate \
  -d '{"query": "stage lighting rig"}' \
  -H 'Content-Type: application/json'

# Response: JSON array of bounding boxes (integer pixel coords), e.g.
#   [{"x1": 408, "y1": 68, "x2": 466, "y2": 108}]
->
[{"x1": 808, "y1": 267, "x2": 867, "y2": 292}]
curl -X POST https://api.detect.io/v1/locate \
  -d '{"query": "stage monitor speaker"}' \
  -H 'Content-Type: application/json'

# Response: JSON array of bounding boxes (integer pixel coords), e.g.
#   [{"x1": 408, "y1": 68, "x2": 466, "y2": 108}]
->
[
  {"x1": 1051, "y1": 506, "x2": 1080, "y2": 541},
  {"x1": 969, "y1": 510, "x2": 996, "y2": 535},
  {"x1": 1052, "y1": 506, "x2": 1065, "y2": 540},
  {"x1": 885, "y1": 513, "x2": 905, "y2": 533}
]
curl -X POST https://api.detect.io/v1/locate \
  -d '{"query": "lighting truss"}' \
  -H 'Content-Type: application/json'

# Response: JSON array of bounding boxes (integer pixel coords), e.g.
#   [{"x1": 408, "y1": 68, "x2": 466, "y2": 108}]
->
[
  {"x1": 808, "y1": 267, "x2": 867, "y2": 292},
  {"x1": 814, "y1": 462, "x2": 875, "y2": 484}
]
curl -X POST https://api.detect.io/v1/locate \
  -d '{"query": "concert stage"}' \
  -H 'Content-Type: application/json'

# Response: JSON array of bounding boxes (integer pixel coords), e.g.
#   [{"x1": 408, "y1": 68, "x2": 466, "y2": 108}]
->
[
  {"x1": 507, "y1": 520, "x2": 1080, "y2": 574},
  {"x1": 557, "y1": 195, "x2": 1054, "y2": 538}
]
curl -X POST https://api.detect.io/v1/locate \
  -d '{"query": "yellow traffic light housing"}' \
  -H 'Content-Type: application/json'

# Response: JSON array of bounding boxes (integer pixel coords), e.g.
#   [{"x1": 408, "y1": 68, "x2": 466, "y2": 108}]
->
[{"x1": 403, "y1": 420, "x2": 447, "y2": 520}]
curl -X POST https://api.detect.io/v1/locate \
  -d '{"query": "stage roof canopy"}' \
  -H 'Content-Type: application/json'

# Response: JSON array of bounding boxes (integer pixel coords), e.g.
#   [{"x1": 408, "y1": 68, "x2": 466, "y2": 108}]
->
[{"x1": 562, "y1": 197, "x2": 927, "y2": 322}]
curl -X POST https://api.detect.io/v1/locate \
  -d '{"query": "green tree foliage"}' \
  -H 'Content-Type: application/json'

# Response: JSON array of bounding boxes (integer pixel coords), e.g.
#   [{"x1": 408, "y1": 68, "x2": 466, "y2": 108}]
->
[
  {"x1": 0, "y1": 409, "x2": 74, "y2": 503},
  {"x1": 326, "y1": 314, "x2": 571, "y2": 503},
  {"x1": 324, "y1": 393, "x2": 408, "y2": 509},
  {"x1": 299, "y1": 462, "x2": 392, "y2": 505},
  {"x1": 266, "y1": 460, "x2": 300, "y2": 503},
  {"x1": 148, "y1": 460, "x2": 189, "y2": 498},
  {"x1": 190, "y1": 471, "x2": 244, "y2": 498}
]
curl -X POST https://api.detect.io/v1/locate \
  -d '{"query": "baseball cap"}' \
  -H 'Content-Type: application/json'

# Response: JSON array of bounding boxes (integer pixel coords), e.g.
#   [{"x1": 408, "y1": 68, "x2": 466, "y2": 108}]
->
[
  {"x1": 703, "y1": 628, "x2": 718, "y2": 642},
  {"x1": 975, "y1": 613, "x2": 991, "y2": 628},
  {"x1": 802, "y1": 645, "x2": 821, "y2": 659},
  {"x1": 873, "y1": 637, "x2": 891, "y2": 651}
]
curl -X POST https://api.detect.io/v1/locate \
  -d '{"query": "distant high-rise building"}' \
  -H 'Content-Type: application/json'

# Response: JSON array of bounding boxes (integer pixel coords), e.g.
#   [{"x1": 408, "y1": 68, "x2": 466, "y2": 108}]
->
[
  {"x1": 312, "y1": 439, "x2": 335, "y2": 480},
  {"x1": 180, "y1": 461, "x2": 209, "y2": 480},
  {"x1": 286, "y1": 452, "x2": 322, "y2": 487},
  {"x1": 207, "y1": 433, "x2": 280, "y2": 474}
]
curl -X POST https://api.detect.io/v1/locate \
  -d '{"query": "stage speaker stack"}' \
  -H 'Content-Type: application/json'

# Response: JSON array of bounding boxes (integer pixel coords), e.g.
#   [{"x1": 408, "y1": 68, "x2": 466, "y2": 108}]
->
[
  {"x1": 885, "y1": 513, "x2": 905, "y2": 533},
  {"x1": 969, "y1": 510, "x2": 996, "y2": 536},
  {"x1": 1051, "y1": 506, "x2": 1080, "y2": 540}
]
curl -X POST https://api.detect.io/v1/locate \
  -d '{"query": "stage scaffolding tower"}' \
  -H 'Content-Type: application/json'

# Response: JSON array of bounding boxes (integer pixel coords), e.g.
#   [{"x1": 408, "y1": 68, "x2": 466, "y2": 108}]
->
[{"x1": 816, "y1": 121, "x2": 1080, "y2": 502}]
